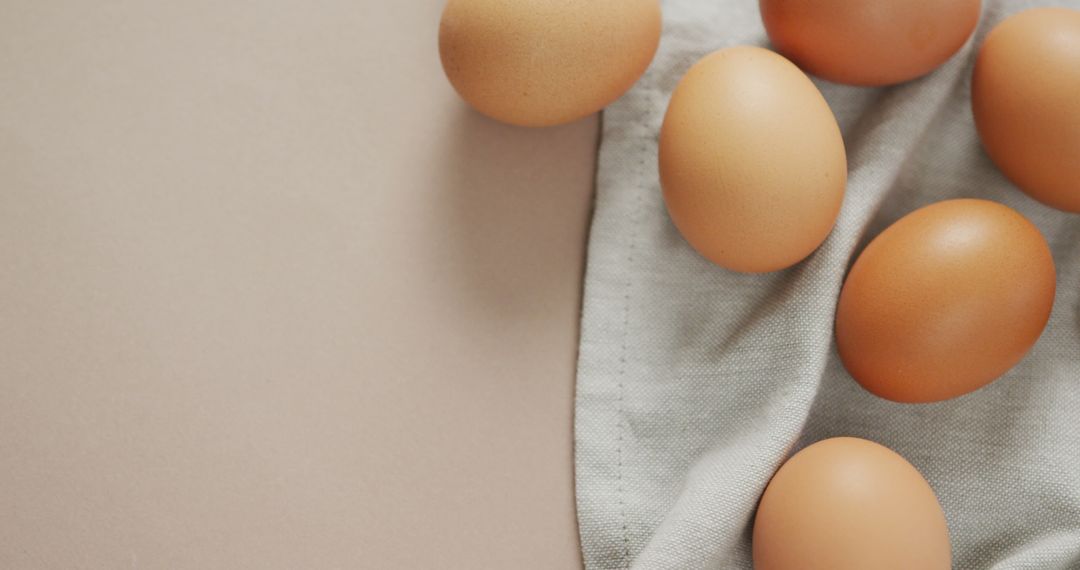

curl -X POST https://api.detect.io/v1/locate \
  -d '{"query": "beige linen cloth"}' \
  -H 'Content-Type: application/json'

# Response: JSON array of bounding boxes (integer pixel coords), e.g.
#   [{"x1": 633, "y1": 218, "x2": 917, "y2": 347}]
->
[{"x1": 575, "y1": 1, "x2": 1080, "y2": 568}]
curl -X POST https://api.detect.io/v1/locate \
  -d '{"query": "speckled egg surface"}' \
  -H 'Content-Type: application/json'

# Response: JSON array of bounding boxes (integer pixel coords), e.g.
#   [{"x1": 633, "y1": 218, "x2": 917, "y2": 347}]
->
[
  {"x1": 835, "y1": 199, "x2": 1056, "y2": 403},
  {"x1": 759, "y1": 0, "x2": 981, "y2": 86},
  {"x1": 659, "y1": 46, "x2": 846, "y2": 273},
  {"x1": 439, "y1": 0, "x2": 661, "y2": 127},
  {"x1": 754, "y1": 437, "x2": 951, "y2": 570},
  {"x1": 972, "y1": 7, "x2": 1080, "y2": 213}
]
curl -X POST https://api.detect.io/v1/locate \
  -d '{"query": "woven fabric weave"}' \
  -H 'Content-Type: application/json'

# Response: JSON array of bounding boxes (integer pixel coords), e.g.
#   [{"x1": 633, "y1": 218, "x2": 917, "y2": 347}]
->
[{"x1": 574, "y1": 1, "x2": 1080, "y2": 568}]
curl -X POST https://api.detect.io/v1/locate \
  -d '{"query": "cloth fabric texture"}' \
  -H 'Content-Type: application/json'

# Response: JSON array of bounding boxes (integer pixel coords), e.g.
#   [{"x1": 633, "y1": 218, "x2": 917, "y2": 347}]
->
[{"x1": 574, "y1": 1, "x2": 1080, "y2": 568}]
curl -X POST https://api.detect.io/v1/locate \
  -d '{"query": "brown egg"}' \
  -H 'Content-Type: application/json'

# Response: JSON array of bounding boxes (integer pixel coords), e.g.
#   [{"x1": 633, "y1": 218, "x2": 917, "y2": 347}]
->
[
  {"x1": 836, "y1": 199, "x2": 1055, "y2": 403},
  {"x1": 759, "y1": 0, "x2": 981, "y2": 86},
  {"x1": 753, "y1": 437, "x2": 951, "y2": 570},
  {"x1": 972, "y1": 8, "x2": 1080, "y2": 213},
  {"x1": 438, "y1": 0, "x2": 661, "y2": 127},
  {"x1": 658, "y1": 47, "x2": 846, "y2": 273}
]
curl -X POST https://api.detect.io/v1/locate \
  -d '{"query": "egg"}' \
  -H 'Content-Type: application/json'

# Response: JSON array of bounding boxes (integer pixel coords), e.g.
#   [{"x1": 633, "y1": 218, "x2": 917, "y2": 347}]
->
[
  {"x1": 836, "y1": 199, "x2": 1055, "y2": 403},
  {"x1": 759, "y1": 0, "x2": 981, "y2": 86},
  {"x1": 658, "y1": 47, "x2": 846, "y2": 273},
  {"x1": 972, "y1": 7, "x2": 1080, "y2": 213},
  {"x1": 753, "y1": 437, "x2": 951, "y2": 570},
  {"x1": 438, "y1": 0, "x2": 661, "y2": 127}
]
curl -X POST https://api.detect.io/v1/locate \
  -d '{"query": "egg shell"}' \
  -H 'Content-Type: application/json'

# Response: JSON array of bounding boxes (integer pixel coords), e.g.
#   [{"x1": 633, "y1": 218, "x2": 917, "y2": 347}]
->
[
  {"x1": 438, "y1": 0, "x2": 661, "y2": 127},
  {"x1": 753, "y1": 437, "x2": 951, "y2": 570},
  {"x1": 972, "y1": 7, "x2": 1080, "y2": 213},
  {"x1": 759, "y1": 0, "x2": 981, "y2": 86},
  {"x1": 836, "y1": 199, "x2": 1056, "y2": 403},
  {"x1": 658, "y1": 46, "x2": 846, "y2": 273}
]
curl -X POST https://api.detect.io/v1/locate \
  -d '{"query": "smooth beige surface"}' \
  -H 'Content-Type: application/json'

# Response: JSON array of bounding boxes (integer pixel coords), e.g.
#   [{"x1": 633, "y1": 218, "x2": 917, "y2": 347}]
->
[{"x1": 0, "y1": 1, "x2": 594, "y2": 568}]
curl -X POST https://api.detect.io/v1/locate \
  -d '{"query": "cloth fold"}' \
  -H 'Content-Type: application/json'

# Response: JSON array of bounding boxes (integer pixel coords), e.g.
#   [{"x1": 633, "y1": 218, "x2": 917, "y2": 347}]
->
[{"x1": 574, "y1": 1, "x2": 1080, "y2": 568}]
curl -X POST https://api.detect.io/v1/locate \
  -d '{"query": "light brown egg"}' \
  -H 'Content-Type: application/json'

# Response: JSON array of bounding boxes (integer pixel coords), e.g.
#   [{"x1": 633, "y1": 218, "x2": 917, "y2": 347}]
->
[
  {"x1": 759, "y1": 0, "x2": 981, "y2": 86},
  {"x1": 836, "y1": 199, "x2": 1055, "y2": 403},
  {"x1": 753, "y1": 437, "x2": 951, "y2": 570},
  {"x1": 972, "y1": 8, "x2": 1080, "y2": 213},
  {"x1": 438, "y1": 0, "x2": 661, "y2": 127},
  {"x1": 658, "y1": 47, "x2": 846, "y2": 273}
]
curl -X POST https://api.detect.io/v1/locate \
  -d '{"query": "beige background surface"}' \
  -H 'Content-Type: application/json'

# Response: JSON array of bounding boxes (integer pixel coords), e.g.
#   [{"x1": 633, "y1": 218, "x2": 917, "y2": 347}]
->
[{"x1": 1, "y1": 1, "x2": 593, "y2": 567}]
